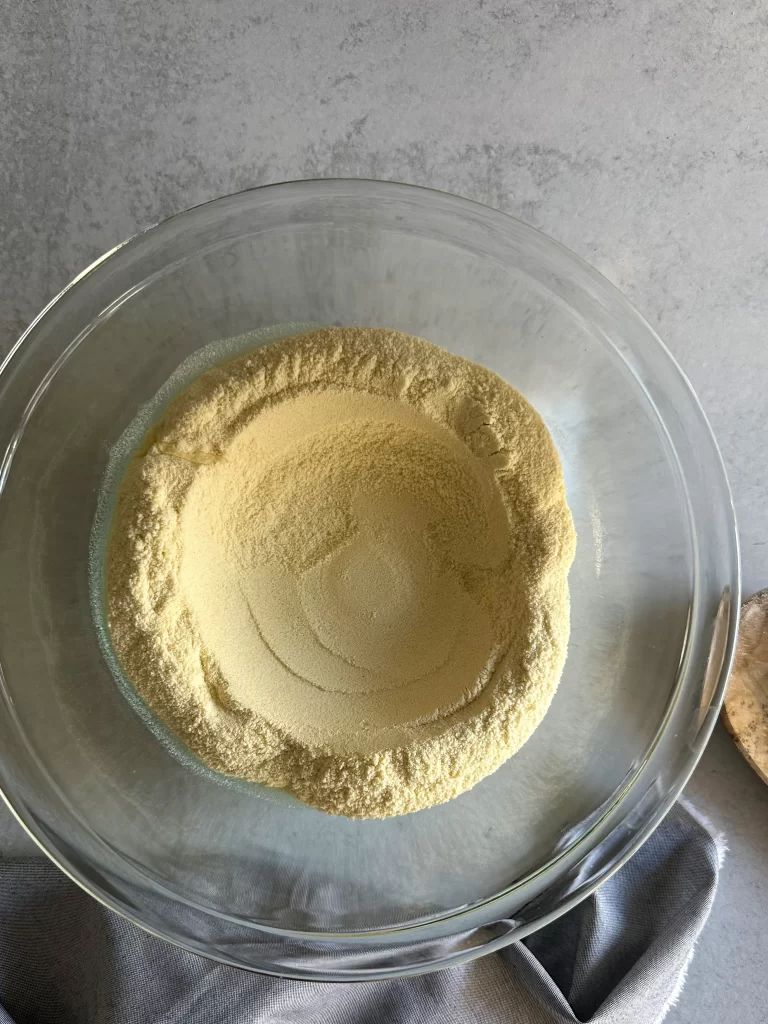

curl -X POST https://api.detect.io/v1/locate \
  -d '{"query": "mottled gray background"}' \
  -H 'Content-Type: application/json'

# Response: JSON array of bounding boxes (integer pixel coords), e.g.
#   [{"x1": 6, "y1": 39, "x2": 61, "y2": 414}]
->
[{"x1": 1, "y1": 1, "x2": 767, "y2": 1020}]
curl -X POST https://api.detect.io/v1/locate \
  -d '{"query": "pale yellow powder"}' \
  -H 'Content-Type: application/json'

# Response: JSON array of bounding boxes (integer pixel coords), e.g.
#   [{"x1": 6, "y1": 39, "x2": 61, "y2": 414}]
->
[{"x1": 106, "y1": 327, "x2": 576, "y2": 818}]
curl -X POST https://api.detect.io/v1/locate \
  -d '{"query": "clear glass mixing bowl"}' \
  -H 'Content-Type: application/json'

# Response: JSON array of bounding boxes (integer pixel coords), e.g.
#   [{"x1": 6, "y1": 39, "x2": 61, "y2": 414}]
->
[{"x1": 0, "y1": 180, "x2": 739, "y2": 979}]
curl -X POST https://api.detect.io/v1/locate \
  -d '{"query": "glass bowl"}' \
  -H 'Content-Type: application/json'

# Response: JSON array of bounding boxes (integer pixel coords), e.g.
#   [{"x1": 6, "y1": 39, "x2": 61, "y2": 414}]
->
[{"x1": 0, "y1": 180, "x2": 739, "y2": 979}]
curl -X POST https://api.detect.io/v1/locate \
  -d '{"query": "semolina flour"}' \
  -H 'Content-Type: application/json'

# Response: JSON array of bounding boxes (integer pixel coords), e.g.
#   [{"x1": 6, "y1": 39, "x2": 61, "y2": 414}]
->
[{"x1": 105, "y1": 327, "x2": 576, "y2": 817}]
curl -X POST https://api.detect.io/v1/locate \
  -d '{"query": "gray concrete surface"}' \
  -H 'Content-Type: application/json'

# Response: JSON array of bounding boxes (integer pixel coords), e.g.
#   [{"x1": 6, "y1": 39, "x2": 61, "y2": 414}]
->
[{"x1": 1, "y1": 1, "x2": 767, "y2": 1019}]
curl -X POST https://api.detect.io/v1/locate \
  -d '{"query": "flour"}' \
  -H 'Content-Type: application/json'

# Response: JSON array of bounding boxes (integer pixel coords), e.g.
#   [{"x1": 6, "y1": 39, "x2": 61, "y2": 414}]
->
[{"x1": 106, "y1": 327, "x2": 576, "y2": 818}]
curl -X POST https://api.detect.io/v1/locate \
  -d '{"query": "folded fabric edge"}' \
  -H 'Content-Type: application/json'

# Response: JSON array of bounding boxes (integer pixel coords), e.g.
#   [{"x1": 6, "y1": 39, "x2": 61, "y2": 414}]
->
[{"x1": 654, "y1": 798, "x2": 727, "y2": 1023}]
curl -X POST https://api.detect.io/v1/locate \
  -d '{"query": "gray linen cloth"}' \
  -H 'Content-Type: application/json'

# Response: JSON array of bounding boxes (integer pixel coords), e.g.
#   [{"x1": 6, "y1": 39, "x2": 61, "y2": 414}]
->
[{"x1": 0, "y1": 802, "x2": 721, "y2": 1024}]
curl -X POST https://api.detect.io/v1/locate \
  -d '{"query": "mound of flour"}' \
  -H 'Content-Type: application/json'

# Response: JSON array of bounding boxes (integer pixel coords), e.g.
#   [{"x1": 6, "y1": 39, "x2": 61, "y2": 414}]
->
[{"x1": 106, "y1": 327, "x2": 575, "y2": 818}]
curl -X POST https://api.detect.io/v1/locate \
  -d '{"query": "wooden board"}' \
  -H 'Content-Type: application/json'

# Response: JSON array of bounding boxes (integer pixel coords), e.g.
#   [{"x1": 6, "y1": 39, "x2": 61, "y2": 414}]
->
[{"x1": 722, "y1": 589, "x2": 768, "y2": 785}]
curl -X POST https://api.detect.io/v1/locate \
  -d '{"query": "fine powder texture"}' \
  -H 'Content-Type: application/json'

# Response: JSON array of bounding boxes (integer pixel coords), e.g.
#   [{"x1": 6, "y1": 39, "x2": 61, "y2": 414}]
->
[{"x1": 106, "y1": 328, "x2": 576, "y2": 818}]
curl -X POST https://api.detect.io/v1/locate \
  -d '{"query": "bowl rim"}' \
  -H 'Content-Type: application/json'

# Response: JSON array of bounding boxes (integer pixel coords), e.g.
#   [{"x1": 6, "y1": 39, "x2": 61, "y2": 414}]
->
[{"x1": 0, "y1": 177, "x2": 741, "y2": 978}]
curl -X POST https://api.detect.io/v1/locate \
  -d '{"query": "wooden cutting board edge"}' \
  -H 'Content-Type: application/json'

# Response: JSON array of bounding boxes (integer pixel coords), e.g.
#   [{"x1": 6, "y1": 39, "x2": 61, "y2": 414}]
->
[{"x1": 721, "y1": 588, "x2": 768, "y2": 786}]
